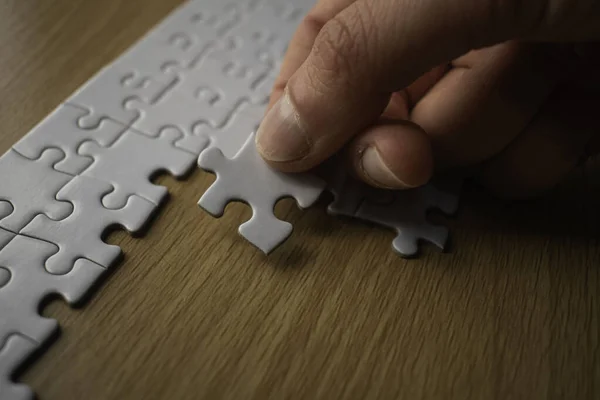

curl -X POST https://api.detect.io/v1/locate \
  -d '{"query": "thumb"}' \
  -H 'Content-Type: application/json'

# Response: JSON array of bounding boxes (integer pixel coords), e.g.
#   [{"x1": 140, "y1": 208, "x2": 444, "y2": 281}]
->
[{"x1": 255, "y1": 0, "x2": 599, "y2": 172}]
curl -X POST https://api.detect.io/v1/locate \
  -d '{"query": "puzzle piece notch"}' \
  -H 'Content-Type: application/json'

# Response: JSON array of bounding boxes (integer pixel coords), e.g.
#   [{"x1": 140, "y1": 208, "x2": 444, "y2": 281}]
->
[
  {"x1": 197, "y1": 132, "x2": 325, "y2": 254},
  {"x1": 78, "y1": 129, "x2": 196, "y2": 209},
  {"x1": 194, "y1": 100, "x2": 265, "y2": 158},
  {"x1": 13, "y1": 103, "x2": 126, "y2": 175},
  {"x1": 0, "y1": 334, "x2": 36, "y2": 400},
  {"x1": 0, "y1": 149, "x2": 73, "y2": 233},
  {"x1": 21, "y1": 175, "x2": 156, "y2": 275},
  {"x1": 355, "y1": 179, "x2": 462, "y2": 257},
  {"x1": 0, "y1": 234, "x2": 105, "y2": 344}
]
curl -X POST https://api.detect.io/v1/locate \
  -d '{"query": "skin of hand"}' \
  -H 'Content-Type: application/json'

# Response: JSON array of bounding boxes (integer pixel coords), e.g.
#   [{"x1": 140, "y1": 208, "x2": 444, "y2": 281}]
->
[{"x1": 254, "y1": 0, "x2": 600, "y2": 198}]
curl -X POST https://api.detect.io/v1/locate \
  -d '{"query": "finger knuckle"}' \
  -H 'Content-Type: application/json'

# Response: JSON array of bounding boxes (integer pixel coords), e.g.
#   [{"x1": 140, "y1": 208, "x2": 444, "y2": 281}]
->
[{"x1": 309, "y1": 8, "x2": 374, "y2": 88}]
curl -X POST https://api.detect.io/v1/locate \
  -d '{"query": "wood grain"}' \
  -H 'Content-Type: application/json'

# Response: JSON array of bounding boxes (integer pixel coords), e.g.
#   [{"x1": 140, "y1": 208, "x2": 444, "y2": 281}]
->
[{"x1": 1, "y1": 1, "x2": 599, "y2": 399}]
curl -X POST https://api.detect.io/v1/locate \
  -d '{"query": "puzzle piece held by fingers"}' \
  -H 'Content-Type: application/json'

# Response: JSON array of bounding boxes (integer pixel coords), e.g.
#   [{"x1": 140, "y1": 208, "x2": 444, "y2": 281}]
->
[{"x1": 197, "y1": 132, "x2": 325, "y2": 254}]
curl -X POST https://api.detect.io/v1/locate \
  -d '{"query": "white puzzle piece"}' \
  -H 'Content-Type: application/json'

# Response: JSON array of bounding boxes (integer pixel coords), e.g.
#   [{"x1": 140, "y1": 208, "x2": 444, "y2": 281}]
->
[
  {"x1": 198, "y1": 132, "x2": 326, "y2": 254},
  {"x1": 0, "y1": 334, "x2": 36, "y2": 400},
  {"x1": 0, "y1": 234, "x2": 105, "y2": 344},
  {"x1": 13, "y1": 103, "x2": 126, "y2": 175},
  {"x1": 21, "y1": 175, "x2": 156, "y2": 275},
  {"x1": 317, "y1": 156, "x2": 394, "y2": 217},
  {"x1": 355, "y1": 180, "x2": 462, "y2": 257},
  {"x1": 0, "y1": 149, "x2": 73, "y2": 233},
  {"x1": 78, "y1": 129, "x2": 196, "y2": 209}
]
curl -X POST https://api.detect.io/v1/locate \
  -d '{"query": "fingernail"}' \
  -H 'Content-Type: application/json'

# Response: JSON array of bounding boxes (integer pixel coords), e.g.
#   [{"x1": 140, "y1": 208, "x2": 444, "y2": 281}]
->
[
  {"x1": 256, "y1": 89, "x2": 310, "y2": 162},
  {"x1": 361, "y1": 146, "x2": 414, "y2": 189}
]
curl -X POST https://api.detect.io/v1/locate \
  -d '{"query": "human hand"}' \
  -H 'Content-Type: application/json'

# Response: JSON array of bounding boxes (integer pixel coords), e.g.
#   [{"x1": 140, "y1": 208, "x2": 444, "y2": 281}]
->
[{"x1": 255, "y1": 0, "x2": 600, "y2": 198}]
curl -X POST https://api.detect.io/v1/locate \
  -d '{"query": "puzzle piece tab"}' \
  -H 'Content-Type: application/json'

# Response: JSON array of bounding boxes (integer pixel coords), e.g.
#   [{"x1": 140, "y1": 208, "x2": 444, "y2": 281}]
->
[
  {"x1": 13, "y1": 103, "x2": 126, "y2": 175},
  {"x1": 21, "y1": 175, "x2": 155, "y2": 275},
  {"x1": 0, "y1": 234, "x2": 105, "y2": 344},
  {"x1": 0, "y1": 149, "x2": 73, "y2": 233},
  {"x1": 197, "y1": 132, "x2": 325, "y2": 254},
  {"x1": 0, "y1": 334, "x2": 36, "y2": 400},
  {"x1": 355, "y1": 179, "x2": 462, "y2": 257},
  {"x1": 78, "y1": 129, "x2": 196, "y2": 209}
]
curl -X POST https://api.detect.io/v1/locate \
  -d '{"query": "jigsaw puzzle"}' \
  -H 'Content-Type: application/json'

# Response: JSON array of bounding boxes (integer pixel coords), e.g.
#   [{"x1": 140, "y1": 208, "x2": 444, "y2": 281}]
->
[{"x1": 0, "y1": 0, "x2": 461, "y2": 398}]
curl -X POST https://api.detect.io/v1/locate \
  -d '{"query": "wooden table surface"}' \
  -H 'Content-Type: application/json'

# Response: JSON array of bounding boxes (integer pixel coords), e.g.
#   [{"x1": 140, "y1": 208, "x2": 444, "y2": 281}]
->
[{"x1": 2, "y1": 1, "x2": 599, "y2": 399}]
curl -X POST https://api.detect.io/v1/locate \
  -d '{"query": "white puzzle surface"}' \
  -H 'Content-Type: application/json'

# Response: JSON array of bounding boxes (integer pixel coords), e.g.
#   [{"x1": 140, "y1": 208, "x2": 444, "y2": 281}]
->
[{"x1": 0, "y1": 0, "x2": 461, "y2": 398}]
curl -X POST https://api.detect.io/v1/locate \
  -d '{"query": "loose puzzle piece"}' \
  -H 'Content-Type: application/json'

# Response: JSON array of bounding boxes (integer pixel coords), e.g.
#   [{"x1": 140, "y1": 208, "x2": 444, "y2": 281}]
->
[
  {"x1": 195, "y1": 100, "x2": 265, "y2": 158},
  {"x1": 12, "y1": 103, "x2": 126, "y2": 175},
  {"x1": 0, "y1": 334, "x2": 36, "y2": 400},
  {"x1": 317, "y1": 156, "x2": 394, "y2": 217},
  {"x1": 0, "y1": 234, "x2": 105, "y2": 344},
  {"x1": 355, "y1": 179, "x2": 462, "y2": 257},
  {"x1": 0, "y1": 149, "x2": 73, "y2": 233},
  {"x1": 198, "y1": 132, "x2": 325, "y2": 254},
  {"x1": 78, "y1": 129, "x2": 196, "y2": 209},
  {"x1": 21, "y1": 175, "x2": 156, "y2": 275}
]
